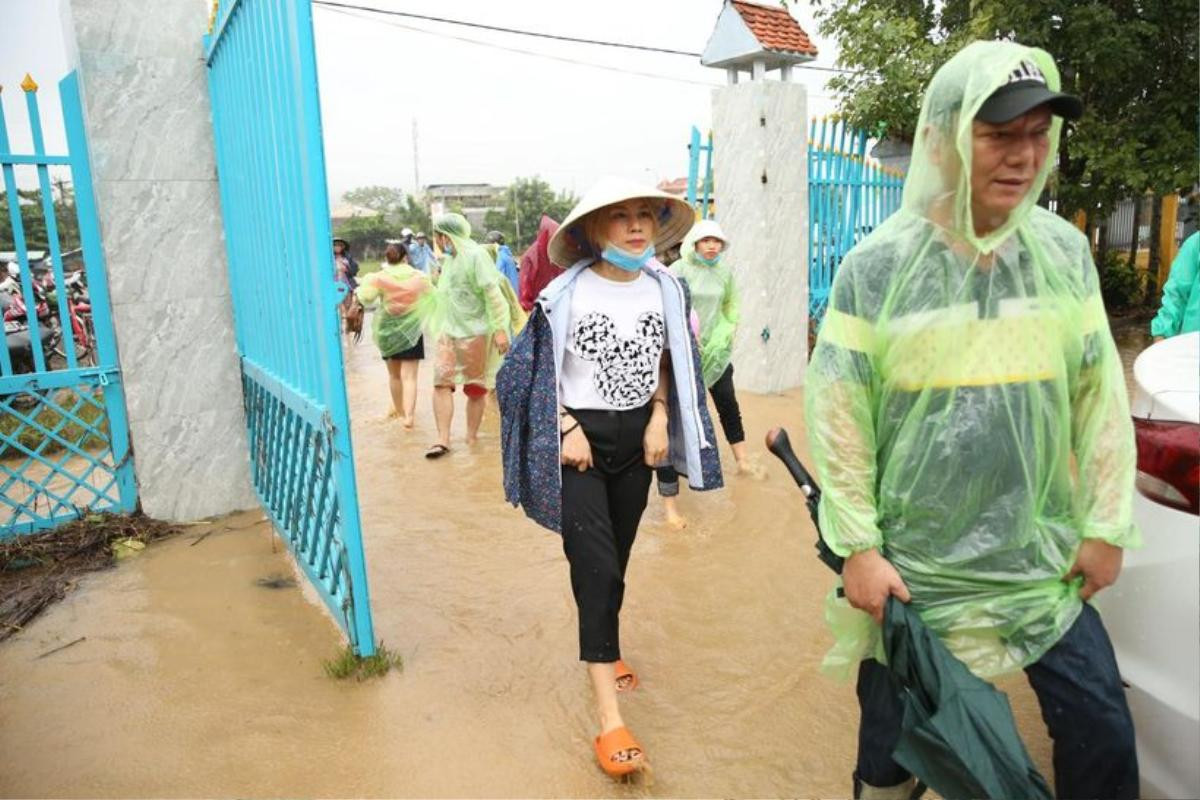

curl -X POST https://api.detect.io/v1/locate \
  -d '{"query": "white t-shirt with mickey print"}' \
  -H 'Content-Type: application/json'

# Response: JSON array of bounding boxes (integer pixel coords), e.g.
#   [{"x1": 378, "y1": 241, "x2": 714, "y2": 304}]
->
[{"x1": 560, "y1": 268, "x2": 668, "y2": 411}]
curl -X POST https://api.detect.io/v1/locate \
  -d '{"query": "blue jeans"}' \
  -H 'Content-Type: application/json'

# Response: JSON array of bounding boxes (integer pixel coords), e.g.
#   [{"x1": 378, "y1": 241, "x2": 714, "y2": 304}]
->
[{"x1": 855, "y1": 603, "x2": 1138, "y2": 799}]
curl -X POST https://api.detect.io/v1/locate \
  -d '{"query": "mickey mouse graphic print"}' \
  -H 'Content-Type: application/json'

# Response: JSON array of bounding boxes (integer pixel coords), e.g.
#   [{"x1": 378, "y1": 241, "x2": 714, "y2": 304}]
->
[{"x1": 560, "y1": 268, "x2": 668, "y2": 411}]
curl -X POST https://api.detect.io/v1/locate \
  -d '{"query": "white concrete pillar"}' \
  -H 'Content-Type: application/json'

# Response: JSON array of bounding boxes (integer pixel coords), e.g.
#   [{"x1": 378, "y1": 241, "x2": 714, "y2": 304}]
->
[
  {"x1": 726, "y1": 67, "x2": 739, "y2": 85},
  {"x1": 780, "y1": 64, "x2": 793, "y2": 82},
  {"x1": 59, "y1": 0, "x2": 257, "y2": 520},
  {"x1": 712, "y1": 80, "x2": 808, "y2": 393},
  {"x1": 752, "y1": 59, "x2": 767, "y2": 81}
]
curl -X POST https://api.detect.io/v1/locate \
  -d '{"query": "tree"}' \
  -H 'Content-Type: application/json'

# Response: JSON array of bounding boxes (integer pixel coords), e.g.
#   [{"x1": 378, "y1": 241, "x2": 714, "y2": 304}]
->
[
  {"x1": 813, "y1": 0, "x2": 1199, "y2": 221},
  {"x1": 342, "y1": 185, "x2": 407, "y2": 220},
  {"x1": 0, "y1": 182, "x2": 81, "y2": 256},
  {"x1": 332, "y1": 213, "x2": 395, "y2": 259},
  {"x1": 332, "y1": 188, "x2": 432, "y2": 260},
  {"x1": 482, "y1": 177, "x2": 577, "y2": 251}
]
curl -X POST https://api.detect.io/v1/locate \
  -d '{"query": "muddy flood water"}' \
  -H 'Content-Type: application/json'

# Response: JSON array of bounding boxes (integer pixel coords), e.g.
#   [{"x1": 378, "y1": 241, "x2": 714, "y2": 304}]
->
[{"x1": 0, "y1": 322, "x2": 1066, "y2": 797}]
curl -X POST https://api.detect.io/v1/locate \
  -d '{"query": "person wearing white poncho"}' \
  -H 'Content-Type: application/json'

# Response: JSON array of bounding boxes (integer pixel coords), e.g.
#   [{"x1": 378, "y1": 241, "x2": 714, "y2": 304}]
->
[{"x1": 805, "y1": 41, "x2": 1140, "y2": 800}]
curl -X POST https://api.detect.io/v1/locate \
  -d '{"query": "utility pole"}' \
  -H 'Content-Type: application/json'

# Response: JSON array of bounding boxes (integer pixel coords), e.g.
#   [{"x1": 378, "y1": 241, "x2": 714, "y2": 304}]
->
[
  {"x1": 512, "y1": 185, "x2": 521, "y2": 249},
  {"x1": 412, "y1": 118, "x2": 421, "y2": 192}
]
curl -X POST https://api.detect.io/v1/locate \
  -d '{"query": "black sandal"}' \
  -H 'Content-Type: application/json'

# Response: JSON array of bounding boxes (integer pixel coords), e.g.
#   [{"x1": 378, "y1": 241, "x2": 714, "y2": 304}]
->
[{"x1": 424, "y1": 444, "x2": 450, "y2": 459}]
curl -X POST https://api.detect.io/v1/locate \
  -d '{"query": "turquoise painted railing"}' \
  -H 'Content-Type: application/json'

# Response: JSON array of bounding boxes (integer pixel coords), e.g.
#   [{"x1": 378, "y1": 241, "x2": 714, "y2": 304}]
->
[
  {"x1": 807, "y1": 116, "x2": 905, "y2": 329},
  {"x1": 686, "y1": 126, "x2": 714, "y2": 219},
  {"x1": 204, "y1": 0, "x2": 376, "y2": 655},
  {"x1": 0, "y1": 72, "x2": 137, "y2": 536},
  {"x1": 683, "y1": 118, "x2": 905, "y2": 329}
]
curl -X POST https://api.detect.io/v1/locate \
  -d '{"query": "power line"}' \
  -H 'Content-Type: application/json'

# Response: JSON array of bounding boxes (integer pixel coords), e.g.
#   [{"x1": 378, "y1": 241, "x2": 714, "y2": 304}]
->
[
  {"x1": 312, "y1": 0, "x2": 859, "y2": 75},
  {"x1": 318, "y1": 6, "x2": 722, "y2": 87},
  {"x1": 313, "y1": 0, "x2": 702, "y2": 57}
]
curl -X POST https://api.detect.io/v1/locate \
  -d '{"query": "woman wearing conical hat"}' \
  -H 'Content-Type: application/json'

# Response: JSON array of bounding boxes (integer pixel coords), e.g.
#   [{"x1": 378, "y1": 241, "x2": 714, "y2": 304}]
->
[{"x1": 496, "y1": 177, "x2": 723, "y2": 779}]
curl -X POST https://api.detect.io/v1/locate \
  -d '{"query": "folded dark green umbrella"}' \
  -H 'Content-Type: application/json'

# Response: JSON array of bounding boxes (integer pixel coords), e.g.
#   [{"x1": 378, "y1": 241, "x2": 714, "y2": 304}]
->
[{"x1": 884, "y1": 596, "x2": 1053, "y2": 800}]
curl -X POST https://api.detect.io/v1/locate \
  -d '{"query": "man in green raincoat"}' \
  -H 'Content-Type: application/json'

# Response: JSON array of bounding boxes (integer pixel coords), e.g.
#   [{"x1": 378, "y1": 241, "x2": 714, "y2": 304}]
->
[
  {"x1": 806, "y1": 41, "x2": 1139, "y2": 800},
  {"x1": 427, "y1": 213, "x2": 512, "y2": 458}
]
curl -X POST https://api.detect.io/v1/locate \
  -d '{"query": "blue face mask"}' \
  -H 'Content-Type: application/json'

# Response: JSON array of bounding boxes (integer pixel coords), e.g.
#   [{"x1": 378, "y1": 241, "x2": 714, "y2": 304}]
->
[
  {"x1": 695, "y1": 252, "x2": 722, "y2": 267},
  {"x1": 601, "y1": 243, "x2": 656, "y2": 272}
]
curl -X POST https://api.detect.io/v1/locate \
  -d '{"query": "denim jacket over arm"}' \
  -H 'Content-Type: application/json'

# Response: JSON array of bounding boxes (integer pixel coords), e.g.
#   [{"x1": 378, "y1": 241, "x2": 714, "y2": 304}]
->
[{"x1": 496, "y1": 259, "x2": 724, "y2": 533}]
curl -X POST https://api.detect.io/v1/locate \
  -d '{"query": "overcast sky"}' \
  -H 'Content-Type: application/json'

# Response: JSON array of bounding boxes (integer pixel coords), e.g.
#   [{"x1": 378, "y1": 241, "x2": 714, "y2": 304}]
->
[{"x1": 2, "y1": 0, "x2": 841, "y2": 200}]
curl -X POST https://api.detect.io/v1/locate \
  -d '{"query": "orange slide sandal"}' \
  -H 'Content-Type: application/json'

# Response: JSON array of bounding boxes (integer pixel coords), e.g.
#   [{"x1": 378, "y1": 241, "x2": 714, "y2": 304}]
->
[{"x1": 593, "y1": 726, "x2": 646, "y2": 778}]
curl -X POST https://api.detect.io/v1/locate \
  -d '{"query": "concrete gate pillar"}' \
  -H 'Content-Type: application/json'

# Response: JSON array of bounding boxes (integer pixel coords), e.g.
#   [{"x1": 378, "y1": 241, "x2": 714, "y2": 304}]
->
[
  {"x1": 712, "y1": 81, "x2": 809, "y2": 393},
  {"x1": 59, "y1": 0, "x2": 256, "y2": 520}
]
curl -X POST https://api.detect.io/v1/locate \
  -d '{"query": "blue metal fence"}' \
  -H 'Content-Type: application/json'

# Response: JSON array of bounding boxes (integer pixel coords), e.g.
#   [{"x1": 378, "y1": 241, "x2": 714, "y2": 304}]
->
[
  {"x1": 204, "y1": 0, "x2": 376, "y2": 655},
  {"x1": 808, "y1": 116, "x2": 905, "y2": 328},
  {"x1": 1, "y1": 72, "x2": 137, "y2": 536},
  {"x1": 686, "y1": 126, "x2": 714, "y2": 219},
  {"x1": 682, "y1": 117, "x2": 905, "y2": 329}
]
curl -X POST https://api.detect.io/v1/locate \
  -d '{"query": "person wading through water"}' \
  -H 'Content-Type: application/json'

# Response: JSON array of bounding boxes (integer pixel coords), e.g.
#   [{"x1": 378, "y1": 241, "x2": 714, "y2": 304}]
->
[{"x1": 496, "y1": 177, "x2": 723, "y2": 779}]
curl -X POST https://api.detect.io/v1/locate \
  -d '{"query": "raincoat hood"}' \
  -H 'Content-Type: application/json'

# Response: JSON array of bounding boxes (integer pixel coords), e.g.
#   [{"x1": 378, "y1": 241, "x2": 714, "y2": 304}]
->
[
  {"x1": 518, "y1": 215, "x2": 562, "y2": 311},
  {"x1": 670, "y1": 218, "x2": 740, "y2": 386},
  {"x1": 433, "y1": 212, "x2": 475, "y2": 253},
  {"x1": 681, "y1": 219, "x2": 728, "y2": 268},
  {"x1": 906, "y1": 41, "x2": 1067, "y2": 254}
]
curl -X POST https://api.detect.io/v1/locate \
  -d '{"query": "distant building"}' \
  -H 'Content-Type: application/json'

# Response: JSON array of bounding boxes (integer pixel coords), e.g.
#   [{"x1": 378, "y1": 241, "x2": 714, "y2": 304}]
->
[
  {"x1": 329, "y1": 201, "x2": 378, "y2": 226},
  {"x1": 424, "y1": 183, "x2": 507, "y2": 233}
]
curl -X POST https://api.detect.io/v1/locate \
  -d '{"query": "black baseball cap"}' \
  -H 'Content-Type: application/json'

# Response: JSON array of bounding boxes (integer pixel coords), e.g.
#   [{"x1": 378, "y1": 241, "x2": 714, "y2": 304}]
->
[{"x1": 976, "y1": 60, "x2": 1083, "y2": 124}]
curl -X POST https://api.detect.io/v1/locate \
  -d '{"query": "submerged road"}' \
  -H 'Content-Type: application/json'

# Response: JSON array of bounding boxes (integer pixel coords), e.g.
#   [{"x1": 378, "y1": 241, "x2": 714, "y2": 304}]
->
[{"x1": 0, "y1": 329, "x2": 1054, "y2": 797}]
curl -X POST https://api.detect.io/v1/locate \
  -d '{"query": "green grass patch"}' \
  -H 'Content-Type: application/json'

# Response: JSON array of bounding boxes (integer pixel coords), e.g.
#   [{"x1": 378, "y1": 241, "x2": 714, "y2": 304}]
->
[
  {"x1": 323, "y1": 643, "x2": 403, "y2": 681},
  {"x1": 0, "y1": 389, "x2": 108, "y2": 459}
]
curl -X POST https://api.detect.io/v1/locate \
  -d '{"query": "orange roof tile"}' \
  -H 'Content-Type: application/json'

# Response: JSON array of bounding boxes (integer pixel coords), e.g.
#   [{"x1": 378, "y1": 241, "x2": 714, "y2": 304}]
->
[
  {"x1": 730, "y1": 1, "x2": 819, "y2": 58},
  {"x1": 657, "y1": 177, "x2": 690, "y2": 195}
]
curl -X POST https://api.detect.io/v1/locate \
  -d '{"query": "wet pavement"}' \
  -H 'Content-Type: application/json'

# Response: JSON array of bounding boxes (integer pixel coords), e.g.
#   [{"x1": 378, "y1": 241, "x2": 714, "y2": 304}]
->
[{"x1": 0, "y1": 323, "x2": 1070, "y2": 797}]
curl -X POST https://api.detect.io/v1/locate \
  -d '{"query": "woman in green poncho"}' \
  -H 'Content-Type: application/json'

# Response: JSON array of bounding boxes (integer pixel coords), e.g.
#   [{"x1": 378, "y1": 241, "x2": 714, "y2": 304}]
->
[
  {"x1": 655, "y1": 219, "x2": 760, "y2": 528},
  {"x1": 806, "y1": 41, "x2": 1139, "y2": 800},
  {"x1": 425, "y1": 213, "x2": 514, "y2": 458},
  {"x1": 354, "y1": 243, "x2": 432, "y2": 428}
]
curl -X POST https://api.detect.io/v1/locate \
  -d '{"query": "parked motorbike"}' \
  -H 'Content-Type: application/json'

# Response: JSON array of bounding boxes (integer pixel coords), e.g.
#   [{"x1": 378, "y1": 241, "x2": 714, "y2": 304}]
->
[{"x1": 2, "y1": 293, "x2": 55, "y2": 375}]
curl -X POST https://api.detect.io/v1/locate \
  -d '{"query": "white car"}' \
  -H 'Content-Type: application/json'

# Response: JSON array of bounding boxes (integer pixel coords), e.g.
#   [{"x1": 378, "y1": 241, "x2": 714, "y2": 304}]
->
[{"x1": 1098, "y1": 331, "x2": 1200, "y2": 800}]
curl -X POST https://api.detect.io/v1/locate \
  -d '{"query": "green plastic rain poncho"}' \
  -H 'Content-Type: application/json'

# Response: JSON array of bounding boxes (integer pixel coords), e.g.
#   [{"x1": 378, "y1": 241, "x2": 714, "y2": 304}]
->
[
  {"x1": 671, "y1": 219, "x2": 741, "y2": 387},
  {"x1": 429, "y1": 213, "x2": 525, "y2": 386},
  {"x1": 354, "y1": 261, "x2": 433, "y2": 357},
  {"x1": 805, "y1": 41, "x2": 1139, "y2": 680}
]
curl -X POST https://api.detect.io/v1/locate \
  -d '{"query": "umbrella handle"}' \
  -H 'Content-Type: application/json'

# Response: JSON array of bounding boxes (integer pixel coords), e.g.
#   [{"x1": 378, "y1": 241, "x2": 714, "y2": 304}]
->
[{"x1": 765, "y1": 427, "x2": 845, "y2": 575}]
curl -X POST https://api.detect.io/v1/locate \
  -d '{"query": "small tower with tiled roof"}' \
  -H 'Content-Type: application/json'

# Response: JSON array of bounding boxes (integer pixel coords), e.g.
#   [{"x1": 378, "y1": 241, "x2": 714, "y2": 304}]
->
[
  {"x1": 701, "y1": 0, "x2": 818, "y2": 84},
  {"x1": 703, "y1": 0, "x2": 813, "y2": 391}
]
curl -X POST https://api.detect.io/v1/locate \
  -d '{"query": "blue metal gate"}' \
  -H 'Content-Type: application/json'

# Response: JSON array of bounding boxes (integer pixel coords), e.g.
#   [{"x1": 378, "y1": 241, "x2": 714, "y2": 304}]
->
[
  {"x1": 682, "y1": 118, "x2": 905, "y2": 330},
  {"x1": 686, "y1": 126, "x2": 714, "y2": 219},
  {"x1": 204, "y1": 0, "x2": 375, "y2": 655},
  {"x1": 807, "y1": 116, "x2": 904, "y2": 329},
  {"x1": 1, "y1": 72, "x2": 137, "y2": 536}
]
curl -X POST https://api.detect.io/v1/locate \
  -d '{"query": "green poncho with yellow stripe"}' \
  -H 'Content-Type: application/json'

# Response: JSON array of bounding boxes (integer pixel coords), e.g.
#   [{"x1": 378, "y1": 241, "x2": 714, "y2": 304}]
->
[{"x1": 805, "y1": 40, "x2": 1139, "y2": 680}]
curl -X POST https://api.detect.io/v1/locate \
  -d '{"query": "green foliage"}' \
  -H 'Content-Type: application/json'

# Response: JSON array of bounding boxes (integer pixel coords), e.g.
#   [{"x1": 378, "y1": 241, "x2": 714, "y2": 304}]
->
[
  {"x1": 0, "y1": 389, "x2": 107, "y2": 459},
  {"x1": 342, "y1": 185, "x2": 407, "y2": 219},
  {"x1": 322, "y1": 643, "x2": 403, "y2": 681},
  {"x1": 813, "y1": 0, "x2": 1199, "y2": 217},
  {"x1": 1097, "y1": 250, "x2": 1145, "y2": 310},
  {"x1": 332, "y1": 189, "x2": 431, "y2": 259},
  {"x1": 482, "y1": 176, "x2": 577, "y2": 251},
  {"x1": 0, "y1": 183, "x2": 81, "y2": 254}
]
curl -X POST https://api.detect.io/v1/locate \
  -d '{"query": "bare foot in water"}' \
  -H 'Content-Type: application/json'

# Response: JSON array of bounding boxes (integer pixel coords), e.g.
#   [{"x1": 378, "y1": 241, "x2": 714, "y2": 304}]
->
[
  {"x1": 663, "y1": 497, "x2": 688, "y2": 529},
  {"x1": 736, "y1": 459, "x2": 767, "y2": 480}
]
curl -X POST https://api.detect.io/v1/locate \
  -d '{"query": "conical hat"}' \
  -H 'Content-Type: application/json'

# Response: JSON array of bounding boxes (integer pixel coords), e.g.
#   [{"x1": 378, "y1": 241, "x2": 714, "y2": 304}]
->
[{"x1": 548, "y1": 176, "x2": 695, "y2": 267}]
